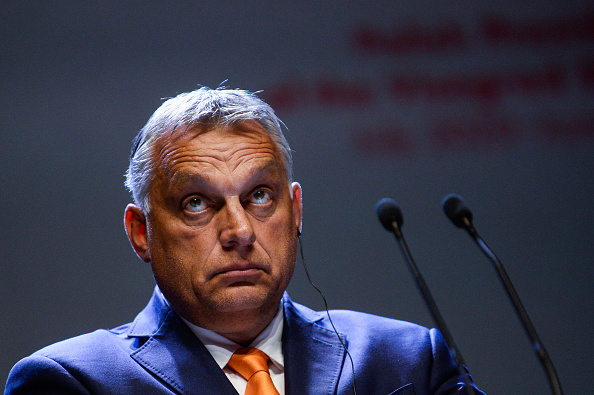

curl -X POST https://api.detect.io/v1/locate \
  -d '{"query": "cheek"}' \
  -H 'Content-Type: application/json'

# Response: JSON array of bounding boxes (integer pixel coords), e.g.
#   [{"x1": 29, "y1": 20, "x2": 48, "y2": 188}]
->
[
  {"x1": 261, "y1": 217, "x2": 298, "y2": 269},
  {"x1": 148, "y1": 224, "x2": 211, "y2": 279},
  {"x1": 149, "y1": 229, "x2": 217, "y2": 308}
]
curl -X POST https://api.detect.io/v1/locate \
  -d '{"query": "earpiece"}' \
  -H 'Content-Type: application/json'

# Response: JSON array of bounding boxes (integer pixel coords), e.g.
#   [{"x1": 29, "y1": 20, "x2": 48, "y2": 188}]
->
[{"x1": 297, "y1": 228, "x2": 301, "y2": 237}]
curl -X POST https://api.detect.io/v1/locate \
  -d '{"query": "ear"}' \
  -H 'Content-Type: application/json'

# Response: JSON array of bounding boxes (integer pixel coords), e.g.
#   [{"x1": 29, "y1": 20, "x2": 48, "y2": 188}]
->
[
  {"x1": 124, "y1": 204, "x2": 150, "y2": 263},
  {"x1": 291, "y1": 182, "x2": 303, "y2": 234}
]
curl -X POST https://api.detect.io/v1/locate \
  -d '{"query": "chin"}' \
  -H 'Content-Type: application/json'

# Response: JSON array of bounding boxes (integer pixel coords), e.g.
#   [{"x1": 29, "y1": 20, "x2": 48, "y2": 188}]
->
[{"x1": 213, "y1": 284, "x2": 281, "y2": 313}]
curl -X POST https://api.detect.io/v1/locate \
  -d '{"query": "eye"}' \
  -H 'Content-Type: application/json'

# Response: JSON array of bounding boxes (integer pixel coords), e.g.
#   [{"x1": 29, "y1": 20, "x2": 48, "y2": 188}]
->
[
  {"x1": 182, "y1": 195, "x2": 208, "y2": 213},
  {"x1": 249, "y1": 188, "x2": 272, "y2": 205}
]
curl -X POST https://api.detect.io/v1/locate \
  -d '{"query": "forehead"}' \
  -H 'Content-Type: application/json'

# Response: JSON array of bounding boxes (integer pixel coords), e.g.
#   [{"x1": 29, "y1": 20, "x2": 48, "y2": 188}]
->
[{"x1": 153, "y1": 120, "x2": 284, "y2": 179}]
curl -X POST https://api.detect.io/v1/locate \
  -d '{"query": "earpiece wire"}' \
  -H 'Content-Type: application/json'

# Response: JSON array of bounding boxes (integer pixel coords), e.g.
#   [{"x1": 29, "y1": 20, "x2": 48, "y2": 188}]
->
[{"x1": 298, "y1": 234, "x2": 358, "y2": 395}]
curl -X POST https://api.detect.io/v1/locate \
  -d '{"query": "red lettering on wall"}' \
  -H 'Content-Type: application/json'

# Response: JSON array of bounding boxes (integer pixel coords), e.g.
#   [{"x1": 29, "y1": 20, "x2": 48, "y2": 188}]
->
[
  {"x1": 390, "y1": 65, "x2": 565, "y2": 102},
  {"x1": 352, "y1": 23, "x2": 465, "y2": 54},
  {"x1": 482, "y1": 12, "x2": 594, "y2": 44},
  {"x1": 264, "y1": 11, "x2": 594, "y2": 158}
]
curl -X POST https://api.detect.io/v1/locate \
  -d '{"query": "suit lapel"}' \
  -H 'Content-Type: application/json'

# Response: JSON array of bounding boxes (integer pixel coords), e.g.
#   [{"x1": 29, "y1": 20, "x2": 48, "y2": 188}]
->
[
  {"x1": 126, "y1": 289, "x2": 348, "y2": 394},
  {"x1": 128, "y1": 288, "x2": 238, "y2": 395},
  {"x1": 282, "y1": 294, "x2": 347, "y2": 395}
]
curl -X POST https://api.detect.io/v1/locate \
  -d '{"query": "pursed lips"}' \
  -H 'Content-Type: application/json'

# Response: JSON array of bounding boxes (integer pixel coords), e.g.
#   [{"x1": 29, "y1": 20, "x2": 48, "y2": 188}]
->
[{"x1": 214, "y1": 262, "x2": 266, "y2": 279}]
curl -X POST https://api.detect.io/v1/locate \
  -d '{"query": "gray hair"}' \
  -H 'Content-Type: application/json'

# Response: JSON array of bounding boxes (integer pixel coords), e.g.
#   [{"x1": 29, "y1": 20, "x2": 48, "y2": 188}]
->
[{"x1": 125, "y1": 86, "x2": 293, "y2": 213}]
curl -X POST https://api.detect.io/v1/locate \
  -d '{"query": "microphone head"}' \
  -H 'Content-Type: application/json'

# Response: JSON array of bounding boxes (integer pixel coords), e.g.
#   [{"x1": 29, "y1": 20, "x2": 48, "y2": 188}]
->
[
  {"x1": 376, "y1": 198, "x2": 404, "y2": 231},
  {"x1": 442, "y1": 194, "x2": 473, "y2": 228}
]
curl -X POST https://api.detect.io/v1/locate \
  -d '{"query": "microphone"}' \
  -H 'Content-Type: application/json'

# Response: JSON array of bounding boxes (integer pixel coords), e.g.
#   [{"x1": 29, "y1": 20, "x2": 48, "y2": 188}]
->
[
  {"x1": 376, "y1": 198, "x2": 477, "y2": 394},
  {"x1": 377, "y1": 198, "x2": 404, "y2": 233},
  {"x1": 442, "y1": 194, "x2": 563, "y2": 395}
]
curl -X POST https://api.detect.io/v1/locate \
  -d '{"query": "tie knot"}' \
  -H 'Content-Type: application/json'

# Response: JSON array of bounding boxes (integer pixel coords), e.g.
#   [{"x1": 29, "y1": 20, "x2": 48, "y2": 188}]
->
[{"x1": 227, "y1": 348, "x2": 271, "y2": 380}]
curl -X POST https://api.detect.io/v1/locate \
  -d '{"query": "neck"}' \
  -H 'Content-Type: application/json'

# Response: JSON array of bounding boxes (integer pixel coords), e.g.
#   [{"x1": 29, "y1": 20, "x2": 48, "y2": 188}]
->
[
  {"x1": 177, "y1": 302, "x2": 281, "y2": 346},
  {"x1": 212, "y1": 308, "x2": 279, "y2": 346}
]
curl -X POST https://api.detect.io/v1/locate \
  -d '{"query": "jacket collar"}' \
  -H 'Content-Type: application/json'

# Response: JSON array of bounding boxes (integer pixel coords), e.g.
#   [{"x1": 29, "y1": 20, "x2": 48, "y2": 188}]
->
[
  {"x1": 282, "y1": 293, "x2": 348, "y2": 395},
  {"x1": 126, "y1": 287, "x2": 348, "y2": 394}
]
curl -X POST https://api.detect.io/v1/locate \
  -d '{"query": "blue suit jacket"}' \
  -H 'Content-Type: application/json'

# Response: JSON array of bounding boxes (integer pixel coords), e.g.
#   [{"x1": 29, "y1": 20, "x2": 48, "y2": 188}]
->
[{"x1": 5, "y1": 288, "x2": 482, "y2": 394}]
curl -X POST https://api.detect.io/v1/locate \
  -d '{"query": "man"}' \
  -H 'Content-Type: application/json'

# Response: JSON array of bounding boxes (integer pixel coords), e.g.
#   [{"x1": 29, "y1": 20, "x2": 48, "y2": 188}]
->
[{"x1": 5, "y1": 87, "x2": 482, "y2": 394}]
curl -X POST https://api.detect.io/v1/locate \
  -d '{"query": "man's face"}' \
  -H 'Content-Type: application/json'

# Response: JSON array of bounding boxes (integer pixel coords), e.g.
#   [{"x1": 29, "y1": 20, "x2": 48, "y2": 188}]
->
[{"x1": 131, "y1": 120, "x2": 301, "y2": 339}]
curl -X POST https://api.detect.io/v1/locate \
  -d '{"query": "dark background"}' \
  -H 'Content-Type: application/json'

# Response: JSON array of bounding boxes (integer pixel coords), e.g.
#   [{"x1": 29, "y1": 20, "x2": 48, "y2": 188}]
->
[{"x1": 1, "y1": 2, "x2": 593, "y2": 393}]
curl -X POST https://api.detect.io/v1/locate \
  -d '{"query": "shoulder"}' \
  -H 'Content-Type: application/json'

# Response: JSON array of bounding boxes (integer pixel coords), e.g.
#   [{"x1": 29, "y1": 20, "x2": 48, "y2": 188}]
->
[
  {"x1": 285, "y1": 293, "x2": 428, "y2": 337},
  {"x1": 5, "y1": 288, "x2": 172, "y2": 394},
  {"x1": 34, "y1": 324, "x2": 134, "y2": 361},
  {"x1": 329, "y1": 309, "x2": 432, "y2": 345},
  {"x1": 5, "y1": 325, "x2": 138, "y2": 394},
  {"x1": 284, "y1": 294, "x2": 436, "y2": 354},
  {"x1": 282, "y1": 294, "x2": 464, "y2": 391},
  {"x1": 326, "y1": 309, "x2": 441, "y2": 362},
  {"x1": 315, "y1": 308, "x2": 484, "y2": 394}
]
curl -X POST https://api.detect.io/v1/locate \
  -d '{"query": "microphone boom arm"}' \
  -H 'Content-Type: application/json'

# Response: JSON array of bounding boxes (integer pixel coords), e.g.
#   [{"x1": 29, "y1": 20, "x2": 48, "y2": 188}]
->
[
  {"x1": 463, "y1": 219, "x2": 564, "y2": 395},
  {"x1": 443, "y1": 194, "x2": 563, "y2": 395},
  {"x1": 391, "y1": 221, "x2": 468, "y2": 365}
]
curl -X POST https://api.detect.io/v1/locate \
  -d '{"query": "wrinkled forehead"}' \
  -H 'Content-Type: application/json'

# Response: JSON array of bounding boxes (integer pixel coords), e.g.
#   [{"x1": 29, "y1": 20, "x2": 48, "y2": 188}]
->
[{"x1": 152, "y1": 119, "x2": 286, "y2": 176}]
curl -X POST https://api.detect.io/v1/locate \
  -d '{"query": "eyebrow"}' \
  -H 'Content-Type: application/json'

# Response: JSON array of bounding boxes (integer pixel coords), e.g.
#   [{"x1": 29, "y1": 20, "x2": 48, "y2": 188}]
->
[{"x1": 168, "y1": 159, "x2": 284, "y2": 193}]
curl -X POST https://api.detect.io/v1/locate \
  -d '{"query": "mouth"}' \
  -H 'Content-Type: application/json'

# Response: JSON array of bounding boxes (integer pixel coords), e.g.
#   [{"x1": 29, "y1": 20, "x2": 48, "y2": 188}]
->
[{"x1": 215, "y1": 262, "x2": 265, "y2": 281}]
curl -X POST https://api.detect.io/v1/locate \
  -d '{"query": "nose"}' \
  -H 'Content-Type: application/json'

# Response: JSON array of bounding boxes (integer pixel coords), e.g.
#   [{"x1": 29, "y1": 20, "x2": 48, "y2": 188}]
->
[{"x1": 219, "y1": 198, "x2": 256, "y2": 248}]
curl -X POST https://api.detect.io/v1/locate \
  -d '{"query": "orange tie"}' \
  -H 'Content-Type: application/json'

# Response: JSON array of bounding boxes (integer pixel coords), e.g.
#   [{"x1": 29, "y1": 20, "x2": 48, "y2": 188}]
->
[{"x1": 227, "y1": 348, "x2": 280, "y2": 395}]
